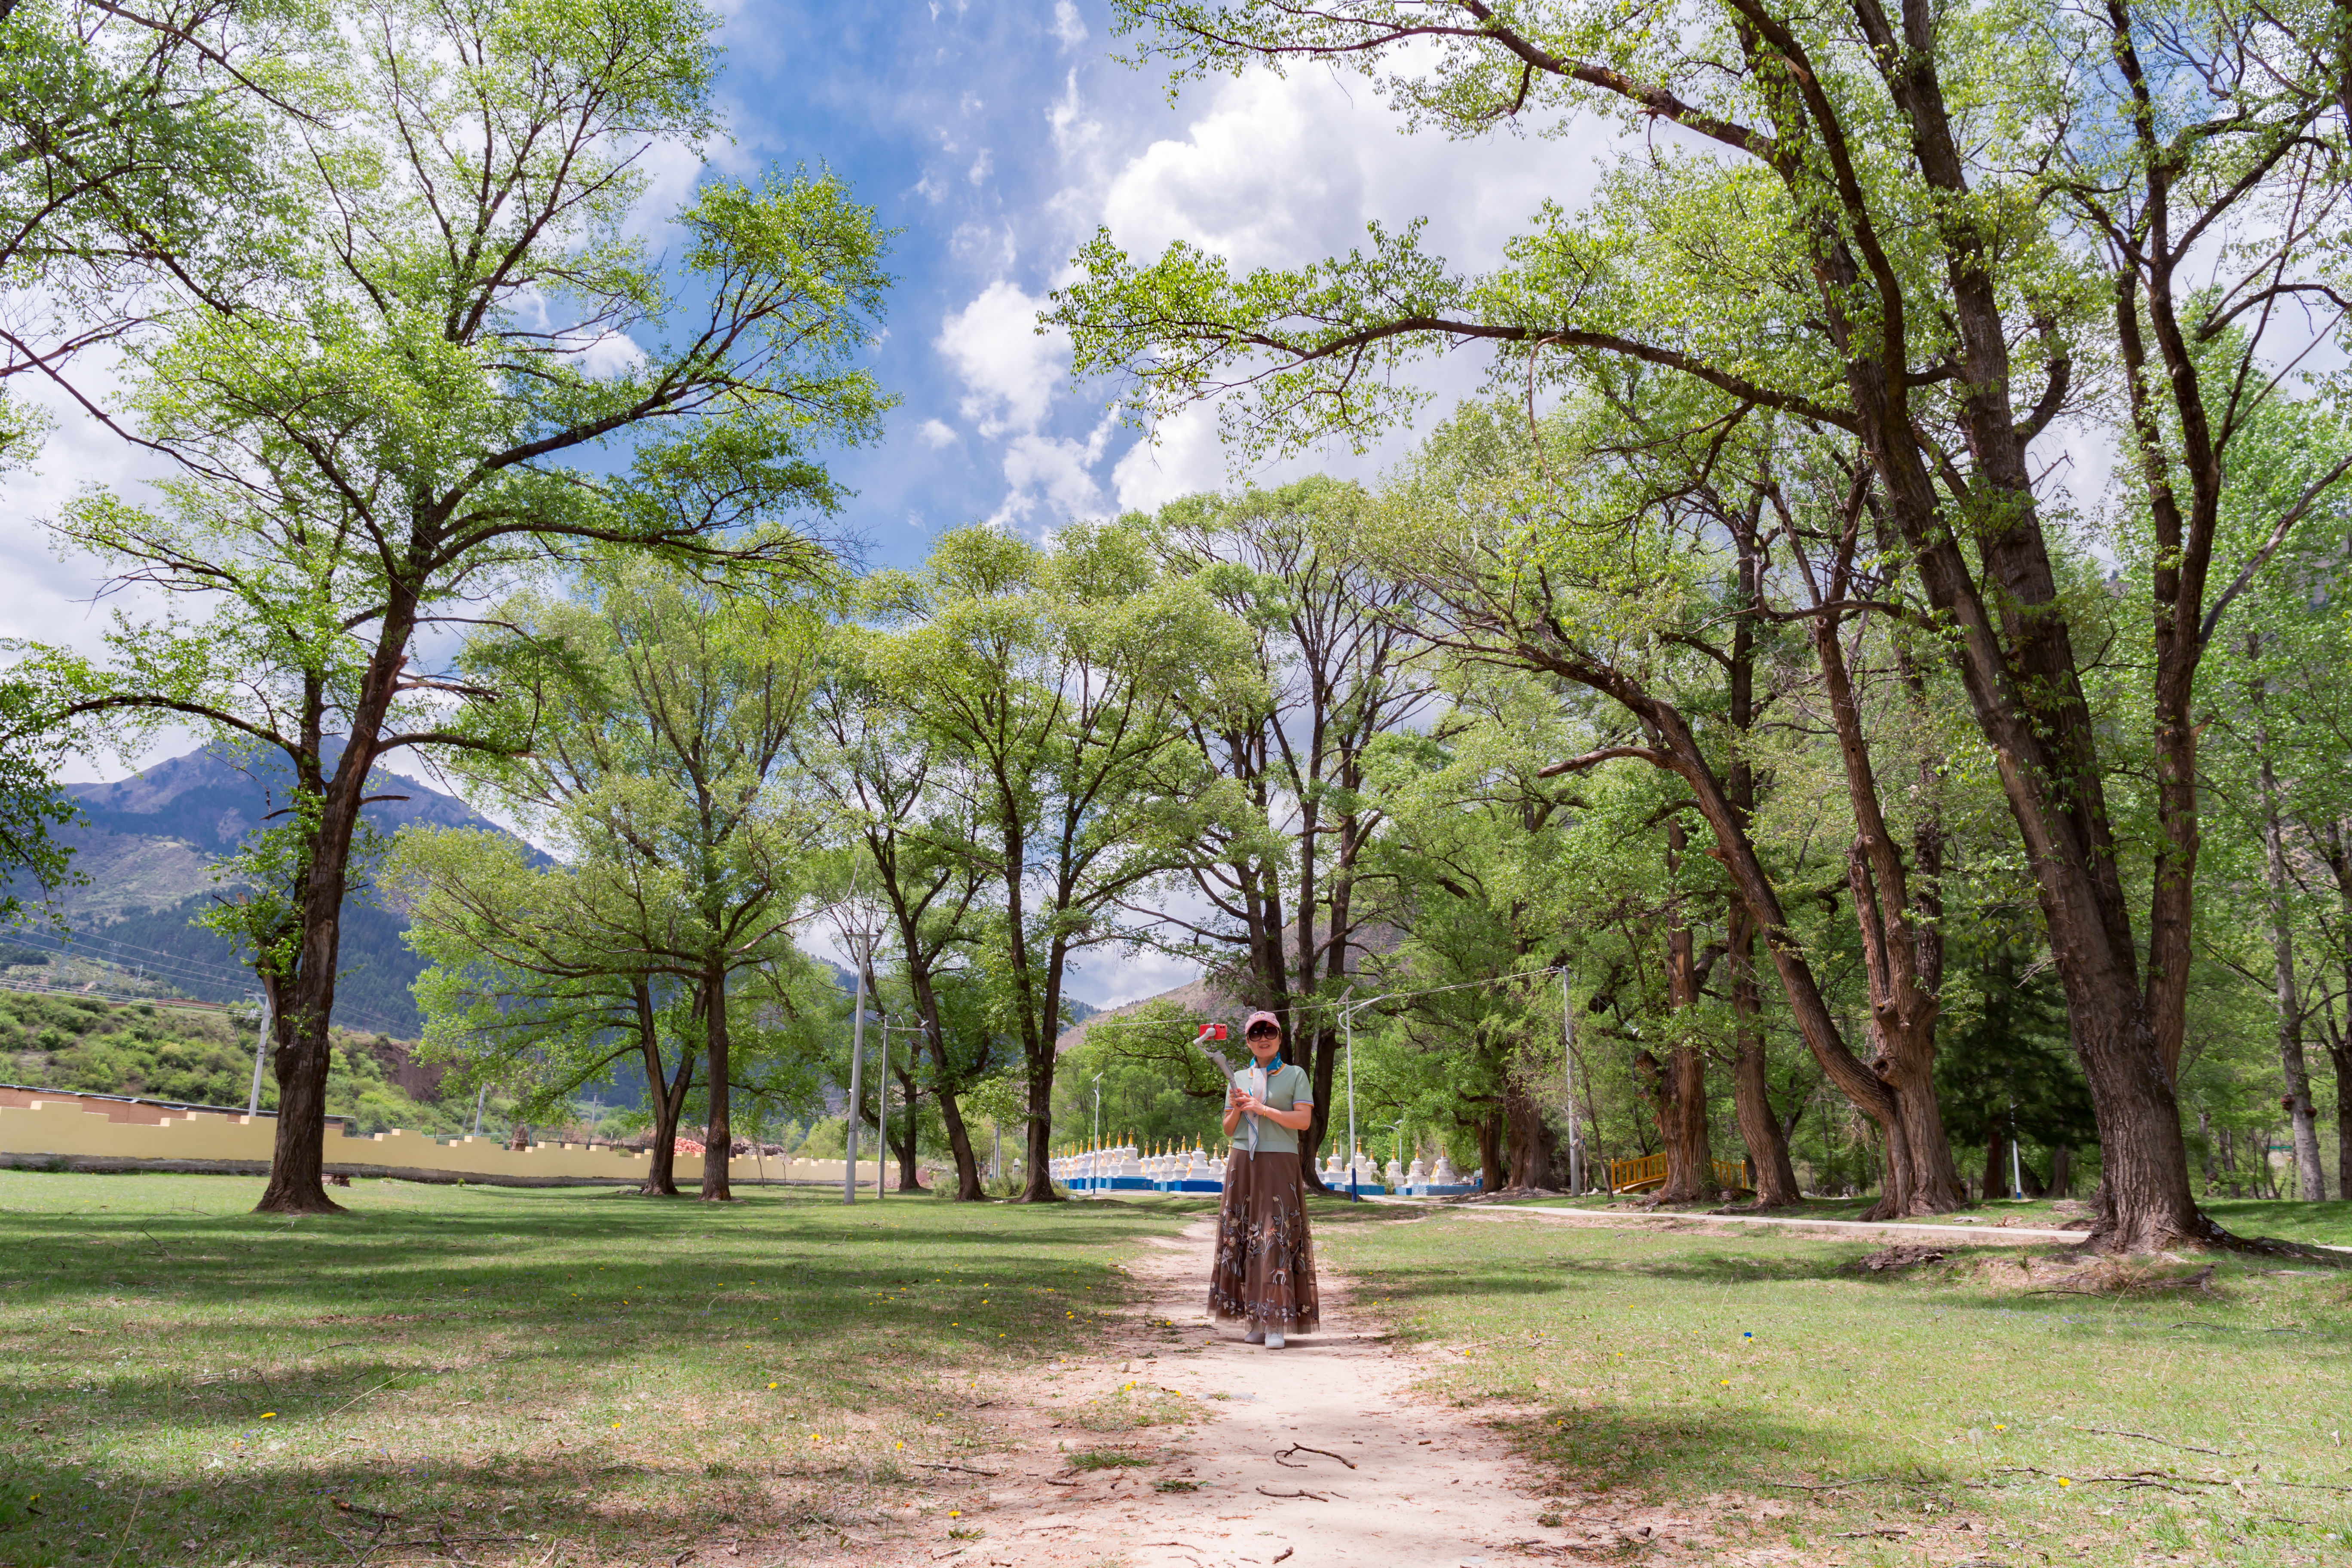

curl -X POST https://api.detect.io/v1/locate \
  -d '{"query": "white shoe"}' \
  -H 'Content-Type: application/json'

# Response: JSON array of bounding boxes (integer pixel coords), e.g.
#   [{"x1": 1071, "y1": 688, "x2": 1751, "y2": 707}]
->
[
  {"x1": 1241, "y1": 1326, "x2": 1265, "y2": 1344},
  {"x1": 1265, "y1": 1329, "x2": 1285, "y2": 1349}
]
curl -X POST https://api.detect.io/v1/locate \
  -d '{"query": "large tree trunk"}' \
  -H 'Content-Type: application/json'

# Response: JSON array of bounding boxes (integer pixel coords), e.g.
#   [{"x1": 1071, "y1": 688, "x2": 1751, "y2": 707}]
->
[
  {"x1": 1302, "y1": 1015, "x2": 1338, "y2": 1196},
  {"x1": 889, "y1": 878, "x2": 986, "y2": 1200},
  {"x1": 2254, "y1": 735, "x2": 2323, "y2": 1199},
  {"x1": 255, "y1": 743, "x2": 370, "y2": 1216},
  {"x1": 1650, "y1": 821, "x2": 1713, "y2": 1202},
  {"x1": 1804, "y1": 563, "x2": 1960, "y2": 1217},
  {"x1": 929, "y1": 1073, "x2": 983, "y2": 1200},
  {"x1": 1001, "y1": 808, "x2": 1062, "y2": 1204},
  {"x1": 889, "y1": 1059, "x2": 922, "y2": 1191},
  {"x1": 1504, "y1": 1075, "x2": 1560, "y2": 1191},
  {"x1": 1717, "y1": 521, "x2": 1801, "y2": 1211},
  {"x1": 897, "y1": 936, "x2": 983, "y2": 1200},
  {"x1": 636, "y1": 979, "x2": 692, "y2": 1197},
  {"x1": 1982, "y1": 1128, "x2": 2008, "y2": 1202},
  {"x1": 257, "y1": 987, "x2": 337, "y2": 1215},
  {"x1": 1727, "y1": 906, "x2": 1801, "y2": 1207},
  {"x1": 2076, "y1": 1000, "x2": 2206, "y2": 1248},
  {"x1": 2324, "y1": 821, "x2": 2352, "y2": 1199},
  {"x1": 1474, "y1": 1109, "x2": 1504, "y2": 1194},
  {"x1": 700, "y1": 968, "x2": 732, "y2": 1201}
]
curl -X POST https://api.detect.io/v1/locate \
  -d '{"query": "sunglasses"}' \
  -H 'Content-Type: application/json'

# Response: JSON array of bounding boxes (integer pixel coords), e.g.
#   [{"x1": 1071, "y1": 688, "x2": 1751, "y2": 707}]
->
[{"x1": 1245, "y1": 1023, "x2": 1280, "y2": 1038}]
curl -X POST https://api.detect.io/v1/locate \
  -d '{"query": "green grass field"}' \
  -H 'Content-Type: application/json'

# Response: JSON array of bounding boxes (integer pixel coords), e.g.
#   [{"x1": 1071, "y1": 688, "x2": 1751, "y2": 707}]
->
[
  {"x1": 1315, "y1": 1204, "x2": 2352, "y2": 1566},
  {"x1": 0, "y1": 1173, "x2": 1201, "y2": 1568},
  {"x1": 8, "y1": 1173, "x2": 2350, "y2": 1568}
]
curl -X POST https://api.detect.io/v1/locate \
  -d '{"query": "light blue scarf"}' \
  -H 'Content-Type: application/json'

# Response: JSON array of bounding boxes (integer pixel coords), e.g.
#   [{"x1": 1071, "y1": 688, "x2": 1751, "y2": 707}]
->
[{"x1": 1241, "y1": 1054, "x2": 1282, "y2": 1156}]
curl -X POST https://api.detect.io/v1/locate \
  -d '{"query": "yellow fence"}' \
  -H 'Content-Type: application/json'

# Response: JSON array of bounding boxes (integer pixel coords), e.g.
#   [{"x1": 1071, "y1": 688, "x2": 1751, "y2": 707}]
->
[
  {"x1": 0, "y1": 1094, "x2": 907, "y2": 1188},
  {"x1": 1605, "y1": 1152, "x2": 1753, "y2": 1194}
]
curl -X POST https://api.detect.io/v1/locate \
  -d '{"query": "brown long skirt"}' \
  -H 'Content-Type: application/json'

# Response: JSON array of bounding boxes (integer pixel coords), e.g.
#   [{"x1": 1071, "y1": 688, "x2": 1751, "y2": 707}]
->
[{"x1": 1207, "y1": 1149, "x2": 1320, "y2": 1332}]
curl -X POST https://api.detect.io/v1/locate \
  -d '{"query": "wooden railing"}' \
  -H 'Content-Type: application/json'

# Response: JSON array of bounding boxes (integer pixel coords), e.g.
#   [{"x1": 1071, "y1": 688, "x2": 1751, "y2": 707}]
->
[
  {"x1": 1605, "y1": 1152, "x2": 1754, "y2": 1194},
  {"x1": 1606, "y1": 1152, "x2": 1669, "y2": 1192}
]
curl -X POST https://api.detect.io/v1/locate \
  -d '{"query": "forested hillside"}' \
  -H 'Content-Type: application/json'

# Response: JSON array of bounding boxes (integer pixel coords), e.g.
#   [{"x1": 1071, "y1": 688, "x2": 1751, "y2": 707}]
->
[
  {"x1": 0, "y1": 990, "x2": 457, "y2": 1134},
  {"x1": 6, "y1": 745, "x2": 542, "y2": 1037}
]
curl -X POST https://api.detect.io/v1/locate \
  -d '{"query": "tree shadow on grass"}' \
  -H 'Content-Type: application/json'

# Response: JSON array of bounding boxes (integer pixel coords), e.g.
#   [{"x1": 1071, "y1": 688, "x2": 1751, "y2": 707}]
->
[
  {"x1": 1493, "y1": 1398, "x2": 1968, "y2": 1512},
  {"x1": 0, "y1": 1447, "x2": 903, "y2": 1568},
  {"x1": 0, "y1": 1180, "x2": 1194, "y2": 1566}
]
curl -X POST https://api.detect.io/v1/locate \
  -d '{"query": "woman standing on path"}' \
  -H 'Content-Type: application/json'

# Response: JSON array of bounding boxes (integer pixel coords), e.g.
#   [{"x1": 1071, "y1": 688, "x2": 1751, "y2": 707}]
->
[{"x1": 1210, "y1": 1010, "x2": 1321, "y2": 1348}]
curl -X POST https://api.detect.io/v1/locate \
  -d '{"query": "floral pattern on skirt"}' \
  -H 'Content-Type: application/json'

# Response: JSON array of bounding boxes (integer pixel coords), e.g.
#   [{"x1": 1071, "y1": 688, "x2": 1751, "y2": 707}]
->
[{"x1": 1207, "y1": 1149, "x2": 1320, "y2": 1332}]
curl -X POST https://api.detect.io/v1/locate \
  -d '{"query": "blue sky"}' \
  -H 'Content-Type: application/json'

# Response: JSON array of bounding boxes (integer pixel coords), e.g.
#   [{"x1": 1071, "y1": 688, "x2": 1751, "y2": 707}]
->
[{"x1": 700, "y1": 0, "x2": 1603, "y2": 563}]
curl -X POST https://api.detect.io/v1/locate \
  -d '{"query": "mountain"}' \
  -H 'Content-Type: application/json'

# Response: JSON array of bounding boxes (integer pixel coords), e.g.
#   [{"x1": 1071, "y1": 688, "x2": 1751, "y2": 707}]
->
[{"x1": 10, "y1": 744, "x2": 527, "y2": 1036}]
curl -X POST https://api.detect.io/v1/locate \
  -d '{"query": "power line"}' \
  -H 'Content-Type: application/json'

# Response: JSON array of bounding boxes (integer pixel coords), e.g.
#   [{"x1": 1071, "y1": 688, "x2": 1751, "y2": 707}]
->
[
  {"x1": 3, "y1": 930, "x2": 254, "y2": 994},
  {"x1": 5, "y1": 925, "x2": 251, "y2": 978}
]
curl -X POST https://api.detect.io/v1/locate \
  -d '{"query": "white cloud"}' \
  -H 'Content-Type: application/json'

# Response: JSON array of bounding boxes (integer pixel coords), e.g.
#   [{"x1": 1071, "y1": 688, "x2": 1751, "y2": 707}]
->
[
  {"x1": 1051, "y1": 0, "x2": 1087, "y2": 47},
  {"x1": 556, "y1": 328, "x2": 649, "y2": 379},
  {"x1": 920, "y1": 58, "x2": 1618, "y2": 547},
  {"x1": 968, "y1": 148, "x2": 994, "y2": 185},
  {"x1": 1096, "y1": 67, "x2": 1588, "y2": 275},
  {"x1": 918, "y1": 417, "x2": 960, "y2": 449},
  {"x1": 1111, "y1": 402, "x2": 1225, "y2": 514},
  {"x1": 1047, "y1": 68, "x2": 1099, "y2": 159},
  {"x1": 991, "y1": 412, "x2": 1117, "y2": 528},
  {"x1": 935, "y1": 280, "x2": 1065, "y2": 438}
]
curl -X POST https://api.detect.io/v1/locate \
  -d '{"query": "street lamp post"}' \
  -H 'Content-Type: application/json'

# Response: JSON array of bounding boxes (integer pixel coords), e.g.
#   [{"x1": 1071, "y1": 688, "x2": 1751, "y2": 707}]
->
[
  {"x1": 843, "y1": 928, "x2": 876, "y2": 1205},
  {"x1": 1563, "y1": 970, "x2": 1584, "y2": 1196},
  {"x1": 1337, "y1": 988, "x2": 1360, "y2": 1201},
  {"x1": 1091, "y1": 1073, "x2": 1105, "y2": 1196},
  {"x1": 876, "y1": 1015, "x2": 889, "y2": 1201},
  {"x1": 245, "y1": 990, "x2": 273, "y2": 1118}
]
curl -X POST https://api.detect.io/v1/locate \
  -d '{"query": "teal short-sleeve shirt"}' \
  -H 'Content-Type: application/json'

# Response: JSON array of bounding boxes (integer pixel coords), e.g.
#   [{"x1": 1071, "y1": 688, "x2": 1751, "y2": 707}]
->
[{"x1": 1240, "y1": 1061, "x2": 1315, "y2": 1155}]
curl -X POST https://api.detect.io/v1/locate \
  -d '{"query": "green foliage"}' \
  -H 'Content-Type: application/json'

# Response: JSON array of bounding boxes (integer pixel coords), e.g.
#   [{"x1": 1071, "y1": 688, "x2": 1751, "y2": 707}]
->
[
  {"x1": 0, "y1": 0, "x2": 295, "y2": 467},
  {"x1": 1932, "y1": 936, "x2": 2093, "y2": 1154},
  {"x1": 393, "y1": 560, "x2": 842, "y2": 1150},
  {"x1": 1052, "y1": 1000, "x2": 1227, "y2": 1153},
  {"x1": 0, "y1": 682, "x2": 81, "y2": 925}
]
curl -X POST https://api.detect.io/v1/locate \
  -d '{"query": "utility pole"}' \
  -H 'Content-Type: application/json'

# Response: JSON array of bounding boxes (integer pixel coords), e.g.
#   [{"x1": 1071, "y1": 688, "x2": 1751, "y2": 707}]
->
[
  {"x1": 2009, "y1": 1102, "x2": 2023, "y2": 1200},
  {"x1": 1563, "y1": 971, "x2": 1584, "y2": 1195},
  {"x1": 875, "y1": 1017, "x2": 889, "y2": 1201},
  {"x1": 472, "y1": 1084, "x2": 487, "y2": 1137},
  {"x1": 245, "y1": 990, "x2": 273, "y2": 1118},
  {"x1": 843, "y1": 927, "x2": 876, "y2": 1204},
  {"x1": 1341, "y1": 990, "x2": 1359, "y2": 1201}
]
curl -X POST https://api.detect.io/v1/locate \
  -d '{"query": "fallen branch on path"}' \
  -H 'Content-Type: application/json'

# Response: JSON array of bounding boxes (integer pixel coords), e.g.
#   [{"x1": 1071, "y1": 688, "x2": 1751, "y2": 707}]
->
[
  {"x1": 1255, "y1": 1485, "x2": 1328, "y2": 1501},
  {"x1": 913, "y1": 1462, "x2": 1000, "y2": 1477},
  {"x1": 1988, "y1": 1466, "x2": 2222, "y2": 1494},
  {"x1": 1273, "y1": 1444, "x2": 1356, "y2": 1470},
  {"x1": 2077, "y1": 1427, "x2": 2235, "y2": 1456},
  {"x1": 1754, "y1": 1477, "x2": 1897, "y2": 1491}
]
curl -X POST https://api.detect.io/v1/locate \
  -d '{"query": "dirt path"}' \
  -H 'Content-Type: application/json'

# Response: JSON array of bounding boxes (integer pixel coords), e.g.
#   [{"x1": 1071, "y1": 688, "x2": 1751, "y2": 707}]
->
[{"x1": 894, "y1": 1214, "x2": 1569, "y2": 1568}]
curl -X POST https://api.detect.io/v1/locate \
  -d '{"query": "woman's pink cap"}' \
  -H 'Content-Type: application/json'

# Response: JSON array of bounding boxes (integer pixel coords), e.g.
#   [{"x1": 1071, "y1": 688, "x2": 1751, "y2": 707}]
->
[{"x1": 1244, "y1": 1010, "x2": 1281, "y2": 1034}]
